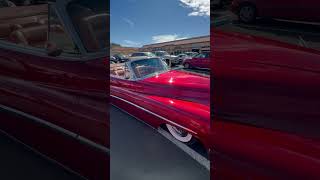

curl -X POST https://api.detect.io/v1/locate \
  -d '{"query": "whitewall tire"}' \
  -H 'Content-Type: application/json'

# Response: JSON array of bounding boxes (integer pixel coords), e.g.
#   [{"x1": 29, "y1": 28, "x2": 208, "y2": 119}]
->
[{"x1": 166, "y1": 124, "x2": 193, "y2": 143}]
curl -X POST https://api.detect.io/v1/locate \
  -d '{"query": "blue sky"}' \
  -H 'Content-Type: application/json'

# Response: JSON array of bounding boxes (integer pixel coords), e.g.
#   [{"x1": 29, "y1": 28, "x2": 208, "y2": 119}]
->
[{"x1": 110, "y1": 0, "x2": 210, "y2": 47}]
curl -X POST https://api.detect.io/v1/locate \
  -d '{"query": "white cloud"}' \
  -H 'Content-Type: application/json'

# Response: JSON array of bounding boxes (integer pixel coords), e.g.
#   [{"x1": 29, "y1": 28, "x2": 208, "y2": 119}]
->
[
  {"x1": 152, "y1": 34, "x2": 188, "y2": 43},
  {"x1": 123, "y1": 40, "x2": 141, "y2": 47},
  {"x1": 122, "y1": 17, "x2": 135, "y2": 28},
  {"x1": 179, "y1": 0, "x2": 210, "y2": 17}
]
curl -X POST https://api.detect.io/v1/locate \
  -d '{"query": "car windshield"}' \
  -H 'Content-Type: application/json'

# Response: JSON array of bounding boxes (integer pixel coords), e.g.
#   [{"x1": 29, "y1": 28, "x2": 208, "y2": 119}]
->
[
  {"x1": 146, "y1": 52, "x2": 156, "y2": 57},
  {"x1": 185, "y1": 52, "x2": 195, "y2": 57},
  {"x1": 131, "y1": 52, "x2": 155, "y2": 57},
  {"x1": 115, "y1": 54, "x2": 125, "y2": 58},
  {"x1": 194, "y1": 54, "x2": 202, "y2": 58},
  {"x1": 130, "y1": 58, "x2": 168, "y2": 79},
  {"x1": 155, "y1": 51, "x2": 169, "y2": 56}
]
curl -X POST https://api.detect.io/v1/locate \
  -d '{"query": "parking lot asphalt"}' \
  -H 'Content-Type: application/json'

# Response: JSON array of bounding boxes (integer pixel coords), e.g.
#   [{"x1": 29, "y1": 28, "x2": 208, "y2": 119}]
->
[
  {"x1": 110, "y1": 105, "x2": 209, "y2": 180},
  {"x1": 0, "y1": 127, "x2": 81, "y2": 180}
]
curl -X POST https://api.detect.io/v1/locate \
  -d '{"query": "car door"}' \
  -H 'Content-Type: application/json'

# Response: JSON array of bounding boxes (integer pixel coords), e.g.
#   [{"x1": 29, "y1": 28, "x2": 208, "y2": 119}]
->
[
  {"x1": 211, "y1": 30, "x2": 320, "y2": 179},
  {"x1": 0, "y1": 3, "x2": 109, "y2": 179},
  {"x1": 192, "y1": 54, "x2": 202, "y2": 67},
  {"x1": 198, "y1": 53, "x2": 208, "y2": 68},
  {"x1": 203, "y1": 52, "x2": 210, "y2": 68}
]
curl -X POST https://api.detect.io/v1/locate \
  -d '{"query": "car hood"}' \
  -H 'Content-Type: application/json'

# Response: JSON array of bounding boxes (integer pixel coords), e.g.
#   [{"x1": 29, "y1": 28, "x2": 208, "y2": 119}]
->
[{"x1": 140, "y1": 70, "x2": 210, "y2": 105}]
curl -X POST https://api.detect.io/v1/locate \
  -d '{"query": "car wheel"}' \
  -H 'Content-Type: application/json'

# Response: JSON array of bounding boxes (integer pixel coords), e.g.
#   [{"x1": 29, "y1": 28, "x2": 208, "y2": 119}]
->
[
  {"x1": 166, "y1": 124, "x2": 195, "y2": 144},
  {"x1": 238, "y1": 4, "x2": 256, "y2": 23},
  {"x1": 184, "y1": 63, "x2": 190, "y2": 69}
]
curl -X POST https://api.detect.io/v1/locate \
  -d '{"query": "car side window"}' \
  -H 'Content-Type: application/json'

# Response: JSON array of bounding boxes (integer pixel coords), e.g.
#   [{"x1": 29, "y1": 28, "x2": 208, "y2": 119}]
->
[
  {"x1": 0, "y1": 4, "x2": 78, "y2": 55},
  {"x1": 48, "y1": 5, "x2": 79, "y2": 54}
]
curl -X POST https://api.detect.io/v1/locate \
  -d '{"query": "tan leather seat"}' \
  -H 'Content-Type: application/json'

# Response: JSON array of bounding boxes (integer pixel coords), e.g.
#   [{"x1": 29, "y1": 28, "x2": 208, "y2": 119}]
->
[
  {"x1": 116, "y1": 69, "x2": 125, "y2": 77},
  {"x1": 9, "y1": 25, "x2": 48, "y2": 47},
  {"x1": 9, "y1": 23, "x2": 64, "y2": 47},
  {"x1": 0, "y1": 23, "x2": 21, "y2": 38}
]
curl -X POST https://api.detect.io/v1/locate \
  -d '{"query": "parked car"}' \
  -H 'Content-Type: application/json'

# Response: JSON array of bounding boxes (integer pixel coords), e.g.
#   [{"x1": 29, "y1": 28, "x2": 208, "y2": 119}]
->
[
  {"x1": 182, "y1": 52, "x2": 210, "y2": 69},
  {"x1": 176, "y1": 53, "x2": 188, "y2": 63},
  {"x1": 112, "y1": 53, "x2": 129, "y2": 63},
  {"x1": 184, "y1": 51, "x2": 199, "y2": 57},
  {"x1": 176, "y1": 52, "x2": 199, "y2": 63},
  {"x1": 0, "y1": 1, "x2": 109, "y2": 179},
  {"x1": 111, "y1": 56, "x2": 117, "y2": 63},
  {"x1": 211, "y1": 19, "x2": 320, "y2": 179},
  {"x1": 110, "y1": 57, "x2": 210, "y2": 148},
  {"x1": 231, "y1": 0, "x2": 320, "y2": 23},
  {"x1": 153, "y1": 50, "x2": 178, "y2": 67},
  {"x1": 130, "y1": 51, "x2": 155, "y2": 58}
]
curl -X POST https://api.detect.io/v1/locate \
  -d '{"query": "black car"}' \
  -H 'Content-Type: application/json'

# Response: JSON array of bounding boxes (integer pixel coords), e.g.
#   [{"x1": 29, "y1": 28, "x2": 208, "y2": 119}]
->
[{"x1": 113, "y1": 53, "x2": 129, "y2": 63}]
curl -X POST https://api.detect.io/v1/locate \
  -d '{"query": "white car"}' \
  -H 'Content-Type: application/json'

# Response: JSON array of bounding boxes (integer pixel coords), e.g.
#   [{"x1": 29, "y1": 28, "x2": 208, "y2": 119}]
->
[
  {"x1": 129, "y1": 52, "x2": 156, "y2": 60},
  {"x1": 153, "y1": 51, "x2": 177, "y2": 66}
]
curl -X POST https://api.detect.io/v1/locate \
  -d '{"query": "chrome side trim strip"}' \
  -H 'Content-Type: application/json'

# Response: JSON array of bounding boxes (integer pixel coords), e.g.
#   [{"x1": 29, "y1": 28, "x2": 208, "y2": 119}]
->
[
  {"x1": 0, "y1": 104, "x2": 109, "y2": 155},
  {"x1": 110, "y1": 94, "x2": 197, "y2": 134}
]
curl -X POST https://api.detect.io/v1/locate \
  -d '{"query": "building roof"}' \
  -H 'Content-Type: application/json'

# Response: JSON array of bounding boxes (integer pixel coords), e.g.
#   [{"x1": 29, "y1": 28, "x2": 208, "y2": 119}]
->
[{"x1": 142, "y1": 35, "x2": 210, "y2": 48}]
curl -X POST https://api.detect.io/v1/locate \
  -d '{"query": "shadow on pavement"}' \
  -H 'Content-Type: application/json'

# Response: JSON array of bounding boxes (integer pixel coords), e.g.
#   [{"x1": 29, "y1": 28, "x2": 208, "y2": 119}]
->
[{"x1": 110, "y1": 106, "x2": 209, "y2": 180}]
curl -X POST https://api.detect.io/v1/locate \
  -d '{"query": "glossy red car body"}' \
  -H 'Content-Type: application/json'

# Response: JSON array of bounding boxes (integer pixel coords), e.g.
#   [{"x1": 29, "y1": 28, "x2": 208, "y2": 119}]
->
[
  {"x1": 211, "y1": 28, "x2": 320, "y2": 179},
  {"x1": 0, "y1": 2, "x2": 109, "y2": 180},
  {"x1": 110, "y1": 63, "x2": 210, "y2": 148},
  {"x1": 183, "y1": 52, "x2": 210, "y2": 69},
  {"x1": 231, "y1": 0, "x2": 320, "y2": 22}
]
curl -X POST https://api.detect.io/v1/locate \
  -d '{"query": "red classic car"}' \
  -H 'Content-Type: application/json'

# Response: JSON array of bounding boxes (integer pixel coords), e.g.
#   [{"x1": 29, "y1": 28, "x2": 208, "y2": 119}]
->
[
  {"x1": 182, "y1": 52, "x2": 210, "y2": 69},
  {"x1": 231, "y1": 0, "x2": 320, "y2": 23},
  {"x1": 0, "y1": 1, "x2": 109, "y2": 179},
  {"x1": 211, "y1": 22, "x2": 320, "y2": 179},
  {"x1": 110, "y1": 57, "x2": 210, "y2": 148}
]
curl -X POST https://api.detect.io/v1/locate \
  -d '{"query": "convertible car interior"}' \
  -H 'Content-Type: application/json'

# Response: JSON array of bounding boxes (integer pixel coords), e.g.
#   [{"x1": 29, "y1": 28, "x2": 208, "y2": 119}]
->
[
  {"x1": 0, "y1": 3, "x2": 107, "y2": 52},
  {"x1": 0, "y1": 5, "x2": 49, "y2": 46},
  {"x1": 110, "y1": 63, "x2": 130, "y2": 79}
]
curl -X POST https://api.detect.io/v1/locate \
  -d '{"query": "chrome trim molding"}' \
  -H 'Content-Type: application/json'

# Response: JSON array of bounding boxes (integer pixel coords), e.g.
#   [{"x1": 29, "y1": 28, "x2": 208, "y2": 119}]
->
[
  {"x1": 110, "y1": 94, "x2": 197, "y2": 134},
  {"x1": 0, "y1": 104, "x2": 109, "y2": 155}
]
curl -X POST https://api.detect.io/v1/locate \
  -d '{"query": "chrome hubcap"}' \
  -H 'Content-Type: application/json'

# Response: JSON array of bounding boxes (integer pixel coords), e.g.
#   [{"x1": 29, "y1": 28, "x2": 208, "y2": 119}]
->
[{"x1": 172, "y1": 126, "x2": 188, "y2": 137}]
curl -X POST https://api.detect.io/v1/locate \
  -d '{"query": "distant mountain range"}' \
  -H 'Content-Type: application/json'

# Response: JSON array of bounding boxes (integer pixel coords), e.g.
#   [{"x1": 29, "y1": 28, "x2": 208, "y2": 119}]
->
[{"x1": 111, "y1": 43, "x2": 139, "y2": 56}]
